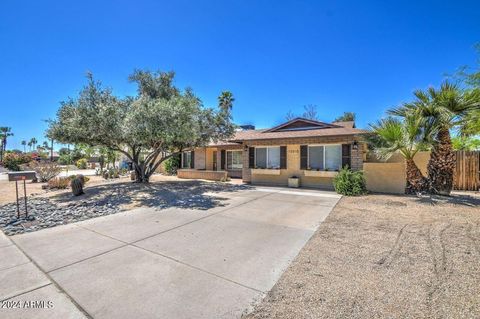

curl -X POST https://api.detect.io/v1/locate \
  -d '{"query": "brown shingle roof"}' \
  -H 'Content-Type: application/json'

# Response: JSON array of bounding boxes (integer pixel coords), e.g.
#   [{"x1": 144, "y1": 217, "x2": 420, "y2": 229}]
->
[
  {"x1": 229, "y1": 126, "x2": 368, "y2": 141},
  {"x1": 207, "y1": 140, "x2": 240, "y2": 147},
  {"x1": 207, "y1": 118, "x2": 368, "y2": 146}
]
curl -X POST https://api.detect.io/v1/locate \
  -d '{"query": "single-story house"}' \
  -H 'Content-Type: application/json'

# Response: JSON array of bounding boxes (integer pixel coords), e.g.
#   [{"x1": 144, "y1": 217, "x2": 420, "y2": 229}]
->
[{"x1": 177, "y1": 117, "x2": 368, "y2": 189}]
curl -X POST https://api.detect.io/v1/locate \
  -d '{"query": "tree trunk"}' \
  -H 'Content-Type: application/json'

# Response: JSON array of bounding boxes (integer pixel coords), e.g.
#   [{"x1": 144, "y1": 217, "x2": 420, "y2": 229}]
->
[
  {"x1": 132, "y1": 160, "x2": 150, "y2": 183},
  {"x1": 50, "y1": 139, "x2": 54, "y2": 161},
  {"x1": 405, "y1": 158, "x2": 428, "y2": 194},
  {"x1": 427, "y1": 128, "x2": 455, "y2": 195}
]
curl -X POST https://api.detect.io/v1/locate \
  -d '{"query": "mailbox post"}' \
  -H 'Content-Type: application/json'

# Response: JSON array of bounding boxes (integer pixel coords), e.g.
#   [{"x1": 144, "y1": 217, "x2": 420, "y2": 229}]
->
[{"x1": 8, "y1": 171, "x2": 37, "y2": 219}]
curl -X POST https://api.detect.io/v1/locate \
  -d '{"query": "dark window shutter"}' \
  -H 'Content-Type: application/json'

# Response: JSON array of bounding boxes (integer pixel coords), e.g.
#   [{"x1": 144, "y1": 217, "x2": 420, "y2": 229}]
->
[
  {"x1": 182, "y1": 152, "x2": 187, "y2": 168},
  {"x1": 248, "y1": 147, "x2": 255, "y2": 168},
  {"x1": 190, "y1": 151, "x2": 195, "y2": 168},
  {"x1": 300, "y1": 145, "x2": 308, "y2": 170},
  {"x1": 221, "y1": 150, "x2": 226, "y2": 170},
  {"x1": 342, "y1": 144, "x2": 351, "y2": 168},
  {"x1": 280, "y1": 146, "x2": 287, "y2": 169}
]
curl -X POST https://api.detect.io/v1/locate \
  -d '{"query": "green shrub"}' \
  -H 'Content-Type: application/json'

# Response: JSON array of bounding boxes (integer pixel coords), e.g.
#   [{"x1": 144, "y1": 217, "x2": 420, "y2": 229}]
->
[
  {"x1": 76, "y1": 158, "x2": 88, "y2": 169},
  {"x1": 2, "y1": 153, "x2": 32, "y2": 171},
  {"x1": 58, "y1": 154, "x2": 72, "y2": 165},
  {"x1": 164, "y1": 155, "x2": 180, "y2": 175},
  {"x1": 333, "y1": 167, "x2": 367, "y2": 196}
]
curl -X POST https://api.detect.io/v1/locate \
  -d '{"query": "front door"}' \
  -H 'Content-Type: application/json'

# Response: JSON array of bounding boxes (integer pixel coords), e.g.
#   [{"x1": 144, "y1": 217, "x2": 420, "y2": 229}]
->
[{"x1": 212, "y1": 151, "x2": 217, "y2": 171}]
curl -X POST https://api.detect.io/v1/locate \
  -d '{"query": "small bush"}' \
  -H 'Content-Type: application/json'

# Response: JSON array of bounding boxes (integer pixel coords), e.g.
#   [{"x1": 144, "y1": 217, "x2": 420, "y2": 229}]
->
[
  {"x1": 333, "y1": 167, "x2": 367, "y2": 196},
  {"x1": 47, "y1": 177, "x2": 70, "y2": 189},
  {"x1": 164, "y1": 156, "x2": 180, "y2": 175},
  {"x1": 2, "y1": 153, "x2": 32, "y2": 171},
  {"x1": 29, "y1": 161, "x2": 61, "y2": 182},
  {"x1": 76, "y1": 158, "x2": 88, "y2": 169}
]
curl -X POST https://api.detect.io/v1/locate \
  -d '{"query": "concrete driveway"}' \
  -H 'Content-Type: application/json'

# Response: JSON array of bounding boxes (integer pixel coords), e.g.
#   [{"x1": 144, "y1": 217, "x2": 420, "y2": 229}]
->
[{"x1": 5, "y1": 186, "x2": 340, "y2": 319}]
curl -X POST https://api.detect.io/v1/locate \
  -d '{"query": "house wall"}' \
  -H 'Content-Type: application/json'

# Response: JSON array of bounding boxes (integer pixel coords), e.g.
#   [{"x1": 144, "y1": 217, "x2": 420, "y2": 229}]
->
[
  {"x1": 242, "y1": 135, "x2": 364, "y2": 189},
  {"x1": 194, "y1": 148, "x2": 206, "y2": 170},
  {"x1": 205, "y1": 148, "x2": 215, "y2": 170}
]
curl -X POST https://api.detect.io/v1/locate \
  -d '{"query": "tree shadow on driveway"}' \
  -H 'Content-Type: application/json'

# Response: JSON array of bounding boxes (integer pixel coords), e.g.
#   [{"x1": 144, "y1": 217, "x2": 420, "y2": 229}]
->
[{"x1": 51, "y1": 180, "x2": 254, "y2": 211}]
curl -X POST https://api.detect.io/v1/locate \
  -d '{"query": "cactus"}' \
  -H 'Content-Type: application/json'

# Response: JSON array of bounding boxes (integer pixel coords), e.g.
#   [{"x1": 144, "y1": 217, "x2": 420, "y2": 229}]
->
[
  {"x1": 71, "y1": 177, "x2": 84, "y2": 196},
  {"x1": 75, "y1": 174, "x2": 86, "y2": 186}
]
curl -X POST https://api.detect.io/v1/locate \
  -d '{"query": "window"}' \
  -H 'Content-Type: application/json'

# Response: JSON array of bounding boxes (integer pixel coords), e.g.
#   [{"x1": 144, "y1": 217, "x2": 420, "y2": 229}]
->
[
  {"x1": 308, "y1": 145, "x2": 342, "y2": 171},
  {"x1": 182, "y1": 151, "x2": 192, "y2": 168},
  {"x1": 227, "y1": 150, "x2": 243, "y2": 170},
  {"x1": 256, "y1": 148, "x2": 267, "y2": 168},
  {"x1": 308, "y1": 146, "x2": 324, "y2": 170},
  {"x1": 325, "y1": 145, "x2": 342, "y2": 170},
  {"x1": 255, "y1": 147, "x2": 280, "y2": 169}
]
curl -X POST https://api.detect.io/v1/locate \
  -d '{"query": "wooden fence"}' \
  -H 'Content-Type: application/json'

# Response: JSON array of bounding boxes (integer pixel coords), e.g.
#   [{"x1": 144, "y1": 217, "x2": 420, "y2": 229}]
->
[{"x1": 454, "y1": 151, "x2": 480, "y2": 191}]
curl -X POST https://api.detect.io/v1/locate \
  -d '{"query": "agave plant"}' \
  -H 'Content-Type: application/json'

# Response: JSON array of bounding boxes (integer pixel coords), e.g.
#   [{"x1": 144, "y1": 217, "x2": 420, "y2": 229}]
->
[
  {"x1": 369, "y1": 114, "x2": 433, "y2": 194},
  {"x1": 390, "y1": 82, "x2": 480, "y2": 195}
]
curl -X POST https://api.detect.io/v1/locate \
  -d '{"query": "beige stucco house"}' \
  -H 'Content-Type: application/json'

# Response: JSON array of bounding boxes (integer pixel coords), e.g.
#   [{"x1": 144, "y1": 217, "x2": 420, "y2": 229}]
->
[{"x1": 177, "y1": 118, "x2": 368, "y2": 189}]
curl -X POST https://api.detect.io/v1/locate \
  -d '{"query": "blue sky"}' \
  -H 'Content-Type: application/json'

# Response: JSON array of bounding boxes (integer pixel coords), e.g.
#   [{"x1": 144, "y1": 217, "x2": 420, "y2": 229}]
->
[{"x1": 1, "y1": 0, "x2": 479, "y2": 150}]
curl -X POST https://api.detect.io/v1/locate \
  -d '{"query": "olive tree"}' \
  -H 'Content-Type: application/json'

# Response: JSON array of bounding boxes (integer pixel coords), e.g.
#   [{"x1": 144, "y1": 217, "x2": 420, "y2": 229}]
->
[{"x1": 48, "y1": 70, "x2": 235, "y2": 182}]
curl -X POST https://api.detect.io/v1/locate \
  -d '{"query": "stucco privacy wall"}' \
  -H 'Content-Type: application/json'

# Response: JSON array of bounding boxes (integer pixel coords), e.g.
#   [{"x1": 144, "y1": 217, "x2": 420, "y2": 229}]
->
[
  {"x1": 363, "y1": 152, "x2": 430, "y2": 194},
  {"x1": 242, "y1": 135, "x2": 364, "y2": 188}
]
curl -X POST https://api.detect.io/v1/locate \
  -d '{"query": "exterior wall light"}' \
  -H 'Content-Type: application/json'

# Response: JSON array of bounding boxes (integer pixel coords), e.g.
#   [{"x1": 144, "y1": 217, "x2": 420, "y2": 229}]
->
[{"x1": 352, "y1": 141, "x2": 358, "y2": 150}]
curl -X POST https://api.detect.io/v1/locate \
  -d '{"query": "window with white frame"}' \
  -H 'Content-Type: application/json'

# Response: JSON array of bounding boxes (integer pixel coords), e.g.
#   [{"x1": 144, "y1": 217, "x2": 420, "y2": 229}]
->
[
  {"x1": 308, "y1": 145, "x2": 342, "y2": 171},
  {"x1": 182, "y1": 151, "x2": 192, "y2": 168},
  {"x1": 255, "y1": 146, "x2": 280, "y2": 169},
  {"x1": 227, "y1": 150, "x2": 243, "y2": 170}
]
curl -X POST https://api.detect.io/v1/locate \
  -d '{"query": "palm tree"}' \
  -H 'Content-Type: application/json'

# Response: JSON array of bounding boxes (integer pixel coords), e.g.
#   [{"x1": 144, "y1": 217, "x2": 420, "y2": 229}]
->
[
  {"x1": 0, "y1": 127, "x2": 14, "y2": 162},
  {"x1": 461, "y1": 108, "x2": 480, "y2": 136},
  {"x1": 21, "y1": 140, "x2": 27, "y2": 153},
  {"x1": 218, "y1": 91, "x2": 235, "y2": 110},
  {"x1": 390, "y1": 82, "x2": 480, "y2": 195},
  {"x1": 369, "y1": 114, "x2": 433, "y2": 194},
  {"x1": 29, "y1": 138, "x2": 38, "y2": 152}
]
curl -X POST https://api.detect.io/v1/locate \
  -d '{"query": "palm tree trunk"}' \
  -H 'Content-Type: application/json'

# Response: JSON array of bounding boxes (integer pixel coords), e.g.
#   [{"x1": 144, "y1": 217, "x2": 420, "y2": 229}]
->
[
  {"x1": 405, "y1": 158, "x2": 428, "y2": 194},
  {"x1": 427, "y1": 128, "x2": 456, "y2": 195}
]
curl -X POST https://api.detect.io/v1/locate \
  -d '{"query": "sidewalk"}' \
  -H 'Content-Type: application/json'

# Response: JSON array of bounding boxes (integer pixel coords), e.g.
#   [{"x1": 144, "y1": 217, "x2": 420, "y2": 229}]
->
[{"x1": 0, "y1": 231, "x2": 86, "y2": 319}]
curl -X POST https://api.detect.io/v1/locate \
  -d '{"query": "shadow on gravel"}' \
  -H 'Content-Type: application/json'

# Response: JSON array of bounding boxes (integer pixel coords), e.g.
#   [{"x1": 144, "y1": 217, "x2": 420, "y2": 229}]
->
[
  {"x1": 413, "y1": 193, "x2": 480, "y2": 207},
  {"x1": 51, "y1": 180, "x2": 254, "y2": 210},
  {"x1": 0, "y1": 180, "x2": 253, "y2": 235}
]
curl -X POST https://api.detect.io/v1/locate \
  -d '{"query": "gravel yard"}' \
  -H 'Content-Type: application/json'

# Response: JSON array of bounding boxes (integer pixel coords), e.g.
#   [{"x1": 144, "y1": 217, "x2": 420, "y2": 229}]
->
[{"x1": 247, "y1": 193, "x2": 480, "y2": 319}]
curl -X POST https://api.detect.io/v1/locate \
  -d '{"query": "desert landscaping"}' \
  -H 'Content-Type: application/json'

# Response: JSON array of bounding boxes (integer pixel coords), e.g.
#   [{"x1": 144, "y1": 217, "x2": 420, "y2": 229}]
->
[{"x1": 248, "y1": 192, "x2": 480, "y2": 318}]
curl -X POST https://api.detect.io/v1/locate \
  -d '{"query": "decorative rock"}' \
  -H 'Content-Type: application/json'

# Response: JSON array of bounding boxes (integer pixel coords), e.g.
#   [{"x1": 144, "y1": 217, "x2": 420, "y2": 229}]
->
[{"x1": 0, "y1": 197, "x2": 121, "y2": 236}]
